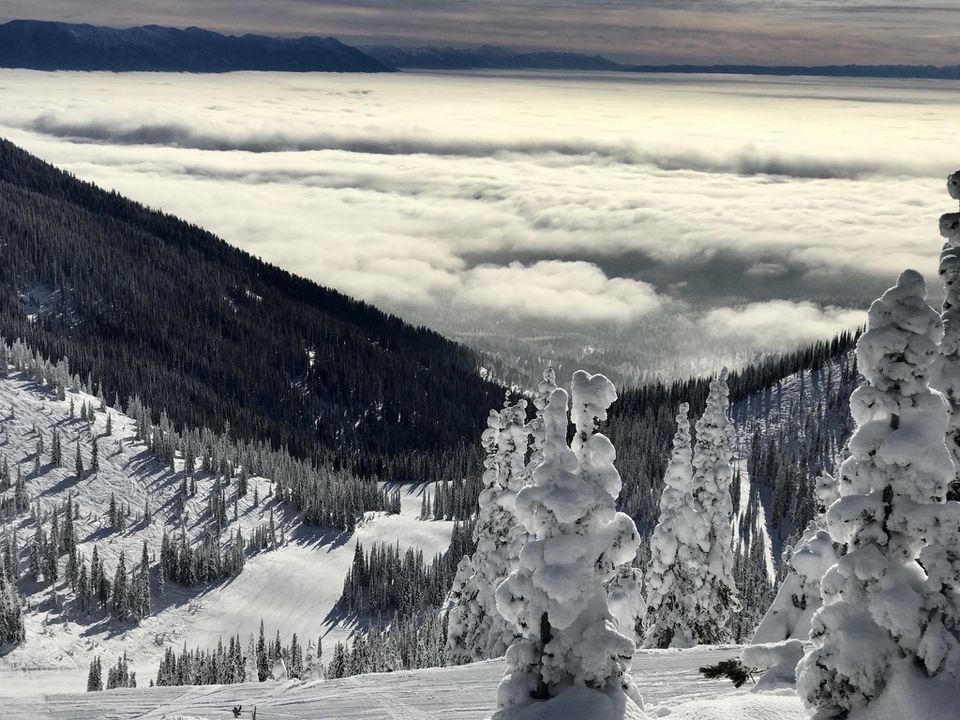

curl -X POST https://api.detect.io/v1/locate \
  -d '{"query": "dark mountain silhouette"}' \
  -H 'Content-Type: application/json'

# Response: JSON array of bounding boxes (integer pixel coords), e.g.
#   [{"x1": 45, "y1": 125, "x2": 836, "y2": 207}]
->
[
  {"x1": 364, "y1": 42, "x2": 960, "y2": 80},
  {"x1": 0, "y1": 19, "x2": 392, "y2": 73},
  {"x1": 361, "y1": 44, "x2": 622, "y2": 71}
]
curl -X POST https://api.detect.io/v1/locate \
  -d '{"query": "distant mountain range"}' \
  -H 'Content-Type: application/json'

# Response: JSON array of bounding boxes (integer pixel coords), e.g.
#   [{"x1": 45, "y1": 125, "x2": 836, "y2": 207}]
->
[
  {"x1": 1, "y1": 19, "x2": 958, "y2": 80},
  {"x1": 360, "y1": 44, "x2": 622, "y2": 71},
  {"x1": 365, "y1": 43, "x2": 960, "y2": 80},
  {"x1": 621, "y1": 63, "x2": 960, "y2": 80},
  {"x1": 0, "y1": 19, "x2": 391, "y2": 72}
]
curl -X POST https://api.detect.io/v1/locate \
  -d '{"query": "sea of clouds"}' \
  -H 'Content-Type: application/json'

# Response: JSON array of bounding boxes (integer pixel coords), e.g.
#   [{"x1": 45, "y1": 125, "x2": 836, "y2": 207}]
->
[{"x1": 1, "y1": 69, "x2": 954, "y2": 383}]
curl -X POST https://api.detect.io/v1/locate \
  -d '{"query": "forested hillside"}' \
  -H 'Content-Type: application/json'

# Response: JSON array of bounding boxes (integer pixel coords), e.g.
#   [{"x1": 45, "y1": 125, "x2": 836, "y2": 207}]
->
[
  {"x1": 0, "y1": 350, "x2": 458, "y2": 690},
  {"x1": 0, "y1": 139, "x2": 503, "y2": 481},
  {"x1": 609, "y1": 332, "x2": 858, "y2": 541}
]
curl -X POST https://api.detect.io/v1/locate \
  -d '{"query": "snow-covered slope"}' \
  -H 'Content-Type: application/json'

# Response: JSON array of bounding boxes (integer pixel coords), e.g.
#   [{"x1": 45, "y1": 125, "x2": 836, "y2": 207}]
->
[
  {"x1": 0, "y1": 371, "x2": 452, "y2": 694},
  {"x1": 4, "y1": 646, "x2": 807, "y2": 720},
  {"x1": 729, "y1": 351, "x2": 855, "y2": 562}
]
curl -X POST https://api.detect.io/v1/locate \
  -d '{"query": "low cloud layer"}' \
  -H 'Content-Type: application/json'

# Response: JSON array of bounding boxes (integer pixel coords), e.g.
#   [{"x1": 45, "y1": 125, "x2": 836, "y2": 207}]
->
[
  {"x1": 28, "y1": 113, "x2": 940, "y2": 180},
  {"x1": 699, "y1": 301, "x2": 865, "y2": 351},
  {"x1": 0, "y1": 69, "x2": 951, "y2": 382}
]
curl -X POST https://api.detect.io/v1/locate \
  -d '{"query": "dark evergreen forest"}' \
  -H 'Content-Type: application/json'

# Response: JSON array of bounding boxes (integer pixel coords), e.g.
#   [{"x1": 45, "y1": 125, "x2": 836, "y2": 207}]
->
[{"x1": 0, "y1": 139, "x2": 503, "y2": 482}]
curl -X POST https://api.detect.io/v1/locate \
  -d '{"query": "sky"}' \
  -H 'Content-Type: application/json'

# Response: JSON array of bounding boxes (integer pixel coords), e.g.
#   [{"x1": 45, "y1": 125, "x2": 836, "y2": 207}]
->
[
  {"x1": 1, "y1": 0, "x2": 960, "y2": 66},
  {"x1": 0, "y1": 68, "x2": 956, "y2": 382}
]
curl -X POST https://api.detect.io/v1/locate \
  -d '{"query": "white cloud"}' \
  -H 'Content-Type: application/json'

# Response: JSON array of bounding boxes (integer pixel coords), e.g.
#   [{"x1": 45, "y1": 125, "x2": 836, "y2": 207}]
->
[
  {"x1": 745, "y1": 262, "x2": 787, "y2": 277},
  {"x1": 699, "y1": 301, "x2": 865, "y2": 351},
  {"x1": 457, "y1": 261, "x2": 663, "y2": 324},
  {"x1": 0, "y1": 68, "x2": 949, "y2": 377}
]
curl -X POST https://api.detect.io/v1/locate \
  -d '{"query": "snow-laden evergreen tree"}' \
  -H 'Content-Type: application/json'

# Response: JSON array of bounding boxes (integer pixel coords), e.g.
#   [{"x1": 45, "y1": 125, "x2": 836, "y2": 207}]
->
[
  {"x1": 643, "y1": 403, "x2": 701, "y2": 648},
  {"x1": 752, "y1": 472, "x2": 840, "y2": 643},
  {"x1": 495, "y1": 372, "x2": 642, "y2": 717},
  {"x1": 798, "y1": 269, "x2": 960, "y2": 718},
  {"x1": 445, "y1": 397, "x2": 529, "y2": 664},
  {"x1": 606, "y1": 558, "x2": 645, "y2": 648},
  {"x1": 688, "y1": 370, "x2": 740, "y2": 644},
  {"x1": 0, "y1": 551, "x2": 25, "y2": 646},
  {"x1": 445, "y1": 556, "x2": 482, "y2": 665},
  {"x1": 932, "y1": 171, "x2": 960, "y2": 501},
  {"x1": 525, "y1": 368, "x2": 558, "y2": 473}
]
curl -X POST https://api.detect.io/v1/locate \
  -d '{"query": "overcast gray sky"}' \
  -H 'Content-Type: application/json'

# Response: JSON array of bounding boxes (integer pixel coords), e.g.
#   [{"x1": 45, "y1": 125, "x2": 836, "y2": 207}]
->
[{"x1": 2, "y1": 0, "x2": 959, "y2": 65}]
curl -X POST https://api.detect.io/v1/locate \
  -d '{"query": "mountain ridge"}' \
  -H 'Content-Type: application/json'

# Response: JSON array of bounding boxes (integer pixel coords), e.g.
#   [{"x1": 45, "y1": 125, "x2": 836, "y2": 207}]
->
[
  {"x1": 363, "y1": 42, "x2": 960, "y2": 80},
  {"x1": 0, "y1": 19, "x2": 393, "y2": 73},
  {"x1": 3, "y1": 20, "x2": 958, "y2": 79},
  {"x1": 0, "y1": 137, "x2": 502, "y2": 478}
]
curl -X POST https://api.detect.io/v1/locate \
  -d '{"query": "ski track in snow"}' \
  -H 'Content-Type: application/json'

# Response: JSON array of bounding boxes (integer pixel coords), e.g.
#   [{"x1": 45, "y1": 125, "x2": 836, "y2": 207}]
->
[{"x1": 2, "y1": 647, "x2": 806, "y2": 720}]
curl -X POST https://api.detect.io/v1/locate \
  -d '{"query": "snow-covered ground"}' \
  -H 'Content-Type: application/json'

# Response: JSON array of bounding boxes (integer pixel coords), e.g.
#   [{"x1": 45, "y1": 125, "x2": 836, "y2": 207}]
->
[
  {"x1": 2, "y1": 646, "x2": 806, "y2": 720},
  {"x1": 0, "y1": 372, "x2": 452, "y2": 695}
]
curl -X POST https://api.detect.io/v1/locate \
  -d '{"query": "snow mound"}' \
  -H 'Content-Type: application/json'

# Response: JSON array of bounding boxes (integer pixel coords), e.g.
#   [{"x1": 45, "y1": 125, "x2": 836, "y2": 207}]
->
[
  {"x1": 496, "y1": 686, "x2": 647, "y2": 720},
  {"x1": 651, "y1": 694, "x2": 805, "y2": 720},
  {"x1": 742, "y1": 640, "x2": 805, "y2": 691},
  {"x1": 852, "y1": 660, "x2": 960, "y2": 720}
]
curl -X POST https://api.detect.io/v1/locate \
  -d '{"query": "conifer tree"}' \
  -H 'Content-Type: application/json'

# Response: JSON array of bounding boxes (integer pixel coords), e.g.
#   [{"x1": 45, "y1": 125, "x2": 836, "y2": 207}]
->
[
  {"x1": 257, "y1": 619, "x2": 268, "y2": 682},
  {"x1": 496, "y1": 372, "x2": 642, "y2": 714},
  {"x1": 86, "y1": 656, "x2": 103, "y2": 691},
  {"x1": 50, "y1": 428, "x2": 61, "y2": 467},
  {"x1": 798, "y1": 270, "x2": 960, "y2": 717},
  {"x1": 688, "y1": 370, "x2": 740, "y2": 644},
  {"x1": 0, "y1": 557, "x2": 25, "y2": 646},
  {"x1": 112, "y1": 550, "x2": 129, "y2": 621},
  {"x1": 643, "y1": 402, "x2": 701, "y2": 648},
  {"x1": 444, "y1": 556, "x2": 482, "y2": 665},
  {"x1": 933, "y1": 172, "x2": 960, "y2": 500},
  {"x1": 445, "y1": 396, "x2": 529, "y2": 664}
]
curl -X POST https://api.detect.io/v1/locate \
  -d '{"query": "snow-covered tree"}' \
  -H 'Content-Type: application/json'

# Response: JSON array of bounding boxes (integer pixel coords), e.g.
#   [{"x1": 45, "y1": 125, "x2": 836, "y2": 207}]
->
[
  {"x1": 643, "y1": 402, "x2": 701, "y2": 648},
  {"x1": 445, "y1": 556, "x2": 482, "y2": 665},
  {"x1": 752, "y1": 472, "x2": 840, "y2": 644},
  {"x1": 495, "y1": 372, "x2": 642, "y2": 718},
  {"x1": 688, "y1": 370, "x2": 740, "y2": 644},
  {"x1": 445, "y1": 397, "x2": 530, "y2": 664},
  {"x1": 797, "y1": 269, "x2": 960, "y2": 718},
  {"x1": 0, "y1": 555, "x2": 25, "y2": 646},
  {"x1": 933, "y1": 172, "x2": 960, "y2": 501},
  {"x1": 607, "y1": 559, "x2": 645, "y2": 648},
  {"x1": 525, "y1": 368, "x2": 558, "y2": 474}
]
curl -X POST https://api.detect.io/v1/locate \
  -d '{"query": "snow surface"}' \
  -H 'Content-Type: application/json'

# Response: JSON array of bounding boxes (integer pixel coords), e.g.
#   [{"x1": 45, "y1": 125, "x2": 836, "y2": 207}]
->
[
  {"x1": 2, "y1": 646, "x2": 808, "y2": 720},
  {"x1": 0, "y1": 372, "x2": 453, "y2": 695}
]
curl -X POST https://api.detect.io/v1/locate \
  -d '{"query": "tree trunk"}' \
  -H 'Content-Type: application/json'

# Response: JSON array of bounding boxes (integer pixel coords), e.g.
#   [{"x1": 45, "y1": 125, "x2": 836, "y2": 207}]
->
[{"x1": 531, "y1": 612, "x2": 552, "y2": 700}]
